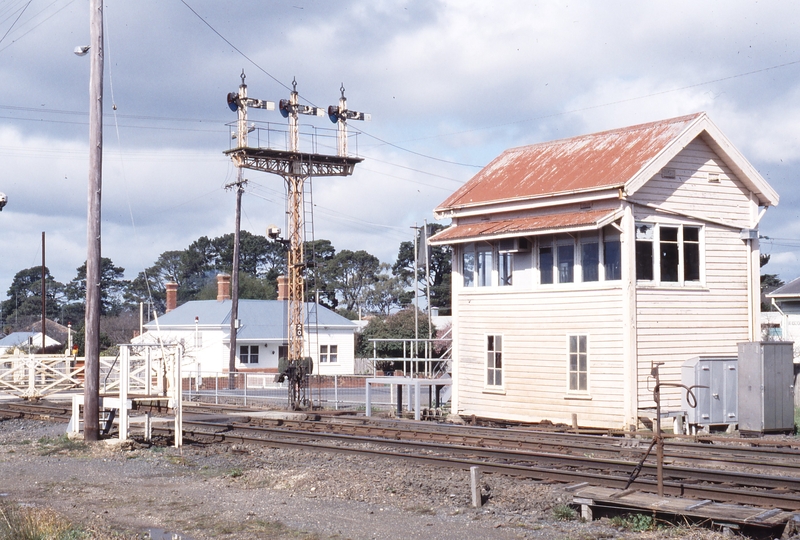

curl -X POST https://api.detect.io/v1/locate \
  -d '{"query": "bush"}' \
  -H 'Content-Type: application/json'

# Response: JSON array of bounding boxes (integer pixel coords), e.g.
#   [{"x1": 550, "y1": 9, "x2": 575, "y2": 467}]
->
[
  {"x1": 552, "y1": 504, "x2": 577, "y2": 521},
  {"x1": 0, "y1": 498, "x2": 85, "y2": 539},
  {"x1": 610, "y1": 513, "x2": 654, "y2": 532}
]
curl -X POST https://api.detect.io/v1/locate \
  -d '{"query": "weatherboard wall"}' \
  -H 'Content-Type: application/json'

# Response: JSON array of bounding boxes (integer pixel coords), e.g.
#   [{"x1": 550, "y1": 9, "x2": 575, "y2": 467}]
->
[
  {"x1": 450, "y1": 257, "x2": 627, "y2": 429},
  {"x1": 631, "y1": 137, "x2": 755, "y2": 412}
]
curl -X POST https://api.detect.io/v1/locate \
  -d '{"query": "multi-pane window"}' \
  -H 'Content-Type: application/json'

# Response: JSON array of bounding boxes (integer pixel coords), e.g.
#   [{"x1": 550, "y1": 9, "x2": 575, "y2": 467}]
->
[
  {"x1": 320, "y1": 344, "x2": 338, "y2": 363},
  {"x1": 239, "y1": 345, "x2": 259, "y2": 364},
  {"x1": 539, "y1": 227, "x2": 621, "y2": 285},
  {"x1": 486, "y1": 335, "x2": 503, "y2": 387},
  {"x1": 498, "y1": 252, "x2": 513, "y2": 286},
  {"x1": 539, "y1": 245, "x2": 553, "y2": 284},
  {"x1": 476, "y1": 247, "x2": 493, "y2": 287},
  {"x1": 636, "y1": 223, "x2": 701, "y2": 284},
  {"x1": 462, "y1": 249, "x2": 475, "y2": 287},
  {"x1": 461, "y1": 241, "x2": 528, "y2": 288},
  {"x1": 193, "y1": 331, "x2": 203, "y2": 348},
  {"x1": 604, "y1": 233, "x2": 622, "y2": 280},
  {"x1": 557, "y1": 242, "x2": 574, "y2": 283},
  {"x1": 581, "y1": 240, "x2": 599, "y2": 282},
  {"x1": 635, "y1": 224, "x2": 655, "y2": 280},
  {"x1": 568, "y1": 335, "x2": 588, "y2": 392},
  {"x1": 683, "y1": 227, "x2": 700, "y2": 281}
]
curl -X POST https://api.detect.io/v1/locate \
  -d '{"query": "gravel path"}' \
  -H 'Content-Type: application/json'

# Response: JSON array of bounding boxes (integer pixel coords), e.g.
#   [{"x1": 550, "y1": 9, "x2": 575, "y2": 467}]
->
[{"x1": 0, "y1": 418, "x2": 729, "y2": 539}]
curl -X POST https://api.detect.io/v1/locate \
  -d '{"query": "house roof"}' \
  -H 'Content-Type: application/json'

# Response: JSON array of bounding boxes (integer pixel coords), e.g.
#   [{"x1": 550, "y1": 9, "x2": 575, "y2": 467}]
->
[
  {"x1": 144, "y1": 299, "x2": 356, "y2": 341},
  {"x1": 434, "y1": 112, "x2": 778, "y2": 216},
  {"x1": 0, "y1": 331, "x2": 60, "y2": 349},
  {"x1": 767, "y1": 276, "x2": 800, "y2": 299},
  {"x1": 429, "y1": 208, "x2": 617, "y2": 245}
]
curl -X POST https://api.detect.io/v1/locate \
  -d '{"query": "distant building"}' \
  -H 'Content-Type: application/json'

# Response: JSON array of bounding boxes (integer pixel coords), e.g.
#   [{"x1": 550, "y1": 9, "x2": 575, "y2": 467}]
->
[
  {"x1": 0, "y1": 332, "x2": 61, "y2": 355},
  {"x1": 134, "y1": 275, "x2": 358, "y2": 376},
  {"x1": 766, "y1": 276, "x2": 800, "y2": 360},
  {"x1": 430, "y1": 112, "x2": 777, "y2": 429}
]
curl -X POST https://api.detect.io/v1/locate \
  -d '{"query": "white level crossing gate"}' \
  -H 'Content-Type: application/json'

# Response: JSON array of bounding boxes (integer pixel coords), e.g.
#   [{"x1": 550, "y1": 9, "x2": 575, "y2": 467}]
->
[
  {"x1": 0, "y1": 346, "x2": 179, "y2": 401},
  {"x1": 0, "y1": 355, "x2": 88, "y2": 400}
]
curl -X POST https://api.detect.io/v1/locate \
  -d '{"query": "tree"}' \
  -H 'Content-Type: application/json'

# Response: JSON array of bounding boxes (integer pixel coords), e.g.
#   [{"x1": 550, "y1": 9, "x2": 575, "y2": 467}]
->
[
  {"x1": 326, "y1": 249, "x2": 380, "y2": 313},
  {"x1": 1, "y1": 266, "x2": 64, "y2": 328},
  {"x1": 760, "y1": 253, "x2": 784, "y2": 311},
  {"x1": 357, "y1": 308, "x2": 431, "y2": 358},
  {"x1": 304, "y1": 239, "x2": 337, "y2": 309},
  {"x1": 66, "y1": 258, "x2": 129, "y2": 316},
  {"x1": 364, "y1": 263, "x2": 406, "y2": 316},
  {"x1": 392, "y1": 223, "x2": 452, "y2": 314},
  {"x1": 125, "y1": 250, "x2": 185, "y2": 315}
]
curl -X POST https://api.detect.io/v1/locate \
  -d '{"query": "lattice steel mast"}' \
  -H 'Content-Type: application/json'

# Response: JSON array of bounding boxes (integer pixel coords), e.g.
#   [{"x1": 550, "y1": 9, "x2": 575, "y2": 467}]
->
[{"x1": 225, "y1": 73, "x2": 367, "y2": 409}]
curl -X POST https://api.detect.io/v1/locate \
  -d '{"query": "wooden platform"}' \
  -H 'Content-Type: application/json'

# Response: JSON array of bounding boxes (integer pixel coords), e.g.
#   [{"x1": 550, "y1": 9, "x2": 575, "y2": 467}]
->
[{"x1": 568, "y1": 484, "x2": 799, "y2": 531}]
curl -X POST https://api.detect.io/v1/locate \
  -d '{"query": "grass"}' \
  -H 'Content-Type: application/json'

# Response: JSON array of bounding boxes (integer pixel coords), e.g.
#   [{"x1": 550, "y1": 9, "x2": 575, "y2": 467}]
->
[
  {"x1": 610, "y1": 512, "x2": 655, "y2": 532},
  {"x1": 552, "y1": 503, "x2": 577, "y2": 521},
  {"x1": 211, "y1": 518, "x2": 321, "y2": 538},
  {"x1": 36, "y1": 435, "x2": 88, "y2": 457},
  {"x1": 795, "y1": 407, "x2": 800, "y2": 435},
  {"x1": 0, "y1": 498, "x2": 88, "y2": 540}
]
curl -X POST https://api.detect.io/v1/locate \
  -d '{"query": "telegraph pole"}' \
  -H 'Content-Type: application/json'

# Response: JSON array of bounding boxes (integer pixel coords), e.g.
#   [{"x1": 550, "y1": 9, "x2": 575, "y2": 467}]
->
[
  {"x1": 83, "y1": 0, "x2": 103, "y2": 442},
  {"x1": 226, "y1": 166, "x2": 246, "y2": 389},
  {"x1": 41, "y1": 232, "x2": 46, "y2": 352}
]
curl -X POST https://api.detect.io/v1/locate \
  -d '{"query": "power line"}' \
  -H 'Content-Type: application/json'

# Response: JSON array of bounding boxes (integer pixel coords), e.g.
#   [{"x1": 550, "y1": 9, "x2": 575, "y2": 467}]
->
[
  {"x1": 0, "y1": 0, "x2": 30, "y2": 47},
  {"x1": 179, "y1": 0, "x2": 292, "y2": 94},
  {"x1": 0, "y1": 0, "x2": 76, "y2": 54}
]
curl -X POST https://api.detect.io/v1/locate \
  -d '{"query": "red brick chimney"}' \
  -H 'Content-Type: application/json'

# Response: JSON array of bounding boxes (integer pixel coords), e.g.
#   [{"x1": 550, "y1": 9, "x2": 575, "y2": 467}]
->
[
  {"x1": 277, "y1": 275, "x2": 289, "y2": 301},
  {"x1": 165, "y1": 282, "x2": 178, "y2": 313},
  {"x1": 217, "y1": 274, "x2": 231, "y2": 301}
]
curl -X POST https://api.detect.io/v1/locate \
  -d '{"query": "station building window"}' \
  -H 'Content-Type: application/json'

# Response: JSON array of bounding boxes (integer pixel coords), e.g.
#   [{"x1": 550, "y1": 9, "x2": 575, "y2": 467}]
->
[
  {"x1": 568, "y1": 335, "x2": 588, "y2": 392},
  {"x1": 636, "y1": 223, "x2": 702, "y2": 284},
  {"x1": 486, "y1": 335, "x2": 503, "y2": 387},
  {"x1": 538, "y1": 227, "x2": 621, "y2": 285}
]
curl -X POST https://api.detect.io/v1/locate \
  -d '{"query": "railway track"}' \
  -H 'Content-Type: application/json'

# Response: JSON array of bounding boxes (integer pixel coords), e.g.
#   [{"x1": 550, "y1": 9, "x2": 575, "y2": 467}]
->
[{"x1": 3, "y1": 398, "x2": 800, "y2": 512}]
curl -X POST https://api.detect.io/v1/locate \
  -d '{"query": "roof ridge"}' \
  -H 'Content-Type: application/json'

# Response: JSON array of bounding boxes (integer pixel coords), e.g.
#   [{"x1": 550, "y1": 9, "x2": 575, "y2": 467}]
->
[{"x1": 506, "y1": 112, "x2": 705, "y2": 153}]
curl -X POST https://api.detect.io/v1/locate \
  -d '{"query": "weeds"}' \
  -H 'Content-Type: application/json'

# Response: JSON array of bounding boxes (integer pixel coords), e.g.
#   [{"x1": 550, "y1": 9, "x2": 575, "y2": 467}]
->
[
  {"x1": 0, "y1": 498, "x2": 87, "y2": 539},
  {"x1": 37, "y1": 435, "x2": 88, "y2": 456},
  {"x1": 228, "y1": 467, "x2": 244, "y2": 478},
  {"x1": 610, "y1": 512, "x2": 654, "y2": 532},
  {"x1": 552, "y1": 503, "x2": 577, "y2": 521}
]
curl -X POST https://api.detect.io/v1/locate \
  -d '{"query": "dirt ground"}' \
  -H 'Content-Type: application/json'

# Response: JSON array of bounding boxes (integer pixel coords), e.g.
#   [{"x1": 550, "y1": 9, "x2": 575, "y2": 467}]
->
[{"x1": 0, "y1": 418, "x2": 735, "y2": 540}]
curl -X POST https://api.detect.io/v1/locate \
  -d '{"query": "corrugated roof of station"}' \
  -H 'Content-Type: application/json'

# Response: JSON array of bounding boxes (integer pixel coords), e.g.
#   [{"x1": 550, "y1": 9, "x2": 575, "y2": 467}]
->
[
  {"x1": 429, "y1": 208, "x2": 616, "y2": 244},
  {"x1": 436, "y1": 113, "x2": 705, "y2": 212}
]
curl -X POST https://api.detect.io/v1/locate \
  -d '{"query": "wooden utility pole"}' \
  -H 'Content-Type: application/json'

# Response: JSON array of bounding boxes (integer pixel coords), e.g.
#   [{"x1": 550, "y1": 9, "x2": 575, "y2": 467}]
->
[
  {"x1": 83, "y1": 0, "x2": 103, "y2": 441},
  {"x1": 227, "y1": 166, "x2": 246, "y2": 388},
  {"x1": 41, "y1": 232, "x2": 46, "y2": 352}
]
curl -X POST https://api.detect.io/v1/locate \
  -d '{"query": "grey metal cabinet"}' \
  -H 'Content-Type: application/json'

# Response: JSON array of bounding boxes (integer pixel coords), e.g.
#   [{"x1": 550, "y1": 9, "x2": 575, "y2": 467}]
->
[
  {"x1": 737, "y1": 341, "x2": 795, "y2": 434},
  {"x1": 681, "y1": 356, "x2": 738, "y2": 429}
]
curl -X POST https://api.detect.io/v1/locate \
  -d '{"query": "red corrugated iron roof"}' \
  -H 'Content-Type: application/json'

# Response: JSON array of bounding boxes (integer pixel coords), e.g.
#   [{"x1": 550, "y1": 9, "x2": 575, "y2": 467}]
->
[
  {"x1": 436, "y1": 113, "x2": 704, "y2": 212},
  {"x1": 429, "y1": 208, "x2": 616, "y2": 244}
]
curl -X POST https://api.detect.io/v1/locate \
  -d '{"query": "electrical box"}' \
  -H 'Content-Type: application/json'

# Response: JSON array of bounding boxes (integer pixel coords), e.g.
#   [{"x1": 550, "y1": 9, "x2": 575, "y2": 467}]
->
[
  {"x1": 681, "y1": 356, "x2": 738, "y2": 429},
  {"x1": 737, "y1": 341, "x2": 795, "y2": 435}
]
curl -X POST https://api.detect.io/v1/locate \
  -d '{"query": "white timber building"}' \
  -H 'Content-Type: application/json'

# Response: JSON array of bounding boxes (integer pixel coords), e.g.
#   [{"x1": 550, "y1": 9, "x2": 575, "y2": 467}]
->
[
  {"x1": 766, "y1": 277, "x2": 800, "y2": 361},
  {"x1": 134, "y1": 275, "x2": 358, "y2": 377},
  {"x1": 429, "y1": 112, "x2": 778, "y2": 430}
]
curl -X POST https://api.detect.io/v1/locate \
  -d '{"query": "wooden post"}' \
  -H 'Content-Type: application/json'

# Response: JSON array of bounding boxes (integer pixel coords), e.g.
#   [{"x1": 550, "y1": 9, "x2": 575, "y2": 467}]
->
[
  {"x1": 41, "y1": 232, "x2": 46, "y2": 353},
  {"x1": 470, "y1": 466, "x2": 482, "y2": 507},
  {"x1": 228, "y1": 169, "x2": 244, "y2": 389},
  {"x1": 83, "y1": 0, "x2": 103, "y2": 442}
]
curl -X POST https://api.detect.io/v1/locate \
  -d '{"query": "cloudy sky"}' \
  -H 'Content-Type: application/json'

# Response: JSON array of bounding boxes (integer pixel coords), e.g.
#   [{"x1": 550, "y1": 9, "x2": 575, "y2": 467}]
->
[{"x1": 0, "y1": 0, "x2": 799, "y2": 301}]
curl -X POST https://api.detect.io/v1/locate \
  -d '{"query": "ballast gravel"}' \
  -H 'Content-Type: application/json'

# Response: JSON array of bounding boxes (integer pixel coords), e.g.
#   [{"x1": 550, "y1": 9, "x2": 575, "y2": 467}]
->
[{"x1": 0, "y1": 418, "x2": 732, "y2": 539}]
